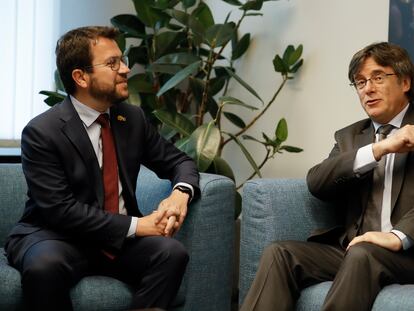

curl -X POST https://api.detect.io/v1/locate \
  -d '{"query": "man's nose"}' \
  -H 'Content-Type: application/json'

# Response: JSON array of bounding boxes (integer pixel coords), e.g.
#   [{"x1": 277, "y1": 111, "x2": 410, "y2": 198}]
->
[
  {"x1": 119, "y1": 61, "x2": 130, "y2": 74},
  {"x1": 364, "y1": 79, "x2": 377, "y2": 92}
]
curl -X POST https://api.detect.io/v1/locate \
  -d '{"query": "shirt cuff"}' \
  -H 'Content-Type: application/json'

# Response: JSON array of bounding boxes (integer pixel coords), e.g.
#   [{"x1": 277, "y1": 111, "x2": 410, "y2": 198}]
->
[
  {"x1": 173, "y1": 182, "x2": 194, "y2": 202},
  {"x1": 391, "y1": 229, "x2": 414, "y2": 250},
  {"x1": 353, "y1": 144, "x2": 378, "y2": 175},
  {"x1": 127, "y1": 216, "x2": 138, "y2": 238}
]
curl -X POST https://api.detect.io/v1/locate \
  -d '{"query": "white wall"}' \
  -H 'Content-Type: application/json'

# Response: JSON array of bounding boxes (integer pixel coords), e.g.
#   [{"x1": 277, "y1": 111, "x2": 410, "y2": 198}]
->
[
  {"x1": 57, "y1": 0, "x2": 390, "y2": 184},
  {"x1": 59, "y1": 0, "x2": 134, "y2": 35},
  {"x1": 206, "y1": 0, "x2": 390, "y2": 184}
]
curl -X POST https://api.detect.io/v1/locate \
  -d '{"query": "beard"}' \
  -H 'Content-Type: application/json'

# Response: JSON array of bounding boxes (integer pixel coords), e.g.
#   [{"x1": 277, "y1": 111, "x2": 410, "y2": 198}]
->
[{"x1": 89, "y1": 76, "x2": 129, "y2": 105}]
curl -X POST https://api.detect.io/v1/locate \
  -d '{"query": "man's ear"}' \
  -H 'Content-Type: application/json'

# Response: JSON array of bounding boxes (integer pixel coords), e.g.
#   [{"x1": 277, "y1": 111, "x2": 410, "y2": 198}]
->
[
  {"x1": 402, "y1": 76, "x2": 411, "y2": 93},
  {"x1": 72, "y1": 69, "x2": 89, "y2": 89}
]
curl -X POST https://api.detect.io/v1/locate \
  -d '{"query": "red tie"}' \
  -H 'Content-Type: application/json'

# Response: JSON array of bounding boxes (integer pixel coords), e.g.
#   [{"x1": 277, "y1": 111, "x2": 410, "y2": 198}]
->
[{"x1": 96, "y1": 114, "x2": 119, "y2": 214}]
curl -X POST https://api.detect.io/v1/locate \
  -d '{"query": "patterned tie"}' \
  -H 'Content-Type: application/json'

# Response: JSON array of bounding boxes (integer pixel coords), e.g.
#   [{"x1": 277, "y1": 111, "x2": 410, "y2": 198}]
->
[
  {"x1": 361, "y1": 124, "x2": 394, "y2": 233},
  {"x1": 96, "y1": 114, "x2": 119, "y2": 214}
]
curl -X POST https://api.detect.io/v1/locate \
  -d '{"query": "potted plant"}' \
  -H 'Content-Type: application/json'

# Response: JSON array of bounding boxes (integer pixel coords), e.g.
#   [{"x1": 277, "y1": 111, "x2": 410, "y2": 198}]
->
[{"x1": 41, "y1": 0, "x2": 304, "y2": 216}]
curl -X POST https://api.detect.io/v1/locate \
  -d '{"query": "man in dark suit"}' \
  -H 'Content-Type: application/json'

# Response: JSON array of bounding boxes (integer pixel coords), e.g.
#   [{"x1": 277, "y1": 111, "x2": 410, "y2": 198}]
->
[
  {"x1": 4, "y1": 26, "x2": 200, "y2": 311},
  {"x1": 241, "y1": 42, "x2": 414, "y2": 311}
]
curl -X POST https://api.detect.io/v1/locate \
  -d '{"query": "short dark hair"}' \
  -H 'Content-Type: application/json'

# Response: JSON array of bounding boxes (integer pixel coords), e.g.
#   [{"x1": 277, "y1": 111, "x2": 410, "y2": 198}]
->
[
  {"x1": 348, "y1": 42, "x2": 414, "y2": 101},
  {"x1": 55, "y1": 26, "x2": 119, "y2": 95}
]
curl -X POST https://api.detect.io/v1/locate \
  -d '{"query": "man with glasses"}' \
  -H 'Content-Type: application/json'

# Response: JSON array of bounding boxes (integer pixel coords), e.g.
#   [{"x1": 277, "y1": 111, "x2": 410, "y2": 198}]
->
[
  {"x1": 241, "y1": 42, "x2": 414, "y2": 311},
  {"x1": 4, "y1": 26, "x2": 199, "y2": 311}
]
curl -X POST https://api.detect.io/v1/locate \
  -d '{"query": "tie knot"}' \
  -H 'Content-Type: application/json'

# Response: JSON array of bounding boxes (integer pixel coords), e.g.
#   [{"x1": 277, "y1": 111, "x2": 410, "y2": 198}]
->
[
  {"x1": 96, "y1": 114, "x2": 110, "y2": 128},
  {"x1": 377, "y1": 124, "x2": 394, "y2": 140}
]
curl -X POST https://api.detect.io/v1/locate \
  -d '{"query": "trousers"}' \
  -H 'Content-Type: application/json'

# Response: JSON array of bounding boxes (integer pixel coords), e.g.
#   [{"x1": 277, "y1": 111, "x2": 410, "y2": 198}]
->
[
  {"x1": 7, "y1": 235, "x2": 188, "y2": 311},
  {"x1": 241, "y1": 240, "x2": 414, "y2": 311}
]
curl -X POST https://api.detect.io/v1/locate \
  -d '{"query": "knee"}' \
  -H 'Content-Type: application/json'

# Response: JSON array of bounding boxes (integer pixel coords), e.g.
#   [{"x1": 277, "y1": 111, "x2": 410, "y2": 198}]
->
[
  {"x1": 344, "y1": 242, "x2": 374, "y2": 265},
  {"x1": 22, "y1": 253, "x2": 67, "y2": 283},
  {"x1": 158, "y1": 238, "x2": 189, "y2": 267}
]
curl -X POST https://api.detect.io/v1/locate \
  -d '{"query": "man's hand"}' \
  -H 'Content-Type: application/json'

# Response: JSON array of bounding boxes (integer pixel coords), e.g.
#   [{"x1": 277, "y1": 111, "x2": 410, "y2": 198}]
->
[
  {"x1": 135, "y1": 211, "x2": 169, "y2": 237},
  {"x1": 373, "y1": 125, "x2": 414, "y2": 160},
  {"x1": 347, "y1": 231, "x2": 403, "y2": 252},
  {"x1": 154, "y1": 189, "x2": 190, "y2": 237}
]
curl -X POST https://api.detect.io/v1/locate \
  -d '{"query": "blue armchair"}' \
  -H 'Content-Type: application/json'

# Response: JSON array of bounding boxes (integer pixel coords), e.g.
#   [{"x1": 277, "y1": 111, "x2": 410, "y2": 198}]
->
[
  {"x1": 239, "y1": 178, "x2": 414, "y2": 311},
  {"x1": 0, "y1": 163, "x2": 235, "y2": 311}
]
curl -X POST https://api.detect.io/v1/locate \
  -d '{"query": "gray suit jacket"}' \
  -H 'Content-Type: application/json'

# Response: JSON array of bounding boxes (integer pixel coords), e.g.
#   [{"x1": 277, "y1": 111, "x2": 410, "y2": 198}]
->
[{"x1": 307, "y1": 104, "x2": 414, "y2": 248}]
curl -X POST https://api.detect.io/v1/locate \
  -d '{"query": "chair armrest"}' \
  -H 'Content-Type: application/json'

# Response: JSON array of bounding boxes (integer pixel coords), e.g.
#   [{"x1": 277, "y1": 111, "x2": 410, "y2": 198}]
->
[
  {"x1": 239, "y1": 178, "x2": 335, "y2": 305},
  {"x1": 136, "y1": 167, "x2": 235, "y2": 311}
]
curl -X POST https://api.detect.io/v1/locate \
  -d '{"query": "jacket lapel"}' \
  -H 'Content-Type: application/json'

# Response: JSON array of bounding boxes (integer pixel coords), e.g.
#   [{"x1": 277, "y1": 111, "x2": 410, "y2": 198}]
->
[
  {"x1": 355, "y1": 123, "x2": 375, "y2": 218},
  {"x1": 59, "y1": 98, "x2": 104, "y2": 208},
  {"x1": 391, "y1": 104, "x2": 414, "y2": 211}
]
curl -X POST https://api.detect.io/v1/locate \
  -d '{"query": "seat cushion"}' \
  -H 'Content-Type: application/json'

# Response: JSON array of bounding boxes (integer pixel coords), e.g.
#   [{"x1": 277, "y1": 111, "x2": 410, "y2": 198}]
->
[{"x1": 296, "y1": 281, "x2": 414, "y2": 311}]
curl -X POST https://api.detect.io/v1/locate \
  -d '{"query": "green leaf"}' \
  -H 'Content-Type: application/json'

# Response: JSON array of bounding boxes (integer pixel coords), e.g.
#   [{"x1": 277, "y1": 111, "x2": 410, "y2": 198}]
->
[
  {"x1": 110, "y1": 14, "x2": 146, "y2": 38},
  {"x1": 115, "y1": 33, "x2": 126, "y2": 52},
  {"x1": 273, "y1": 55, "x2": 288, "y2": 74},
  {"x1": 224, "y1": 112, "x2": 246, "y2": 128},
  {"x1": 152, "y1": 0, "x2": 179, "y2": 9},
  {"x1": 288, "y1": 44, "x2": 303, "y2": 66},
  {"x1": 209, "y1": 76, "x2": 226, "y2": 96},
  {"x1": 54, "y1": 70, "x2": 66, "y2": 93},
  {"x1": 290, "y1": 59, "x2": 303, "y2": 73},
  {"x1": 204, "y1": 23, "x2": 235, "y2": 48},
  {"x1": 234, "y1": 191, "x2": 242, "y2": 219},
  {"x1": 128, "y1": 74, "x2": 154, "y2": 94},
  {"x1": 159, "y1": 124, "x2": 178, "y2": 140},
  {"x1": 156, "y1": 60, "x2": 201, "y2": 97},
  {"x1": 241, "y1": 0, "x2": 264, "y2": 11},
  {"x1": 209, "y1": 156, "x2": 235, "y2": 181},
  {"x1": 188, "y1": 122, "x2": 221, "y2": 172},
  {"x1": 219, "y1": 96, "x2": 258, "y2": 110},
  {"x1": 39, "y1": 91, "x2": 65, "y2": 107},
  {"x1": 128, "y1": 46, "x2": 148, "y2": 66},
  {"x1": 181, "y1": 0, "x2": 196, "y2": 9},
  {"x1": 279, "y1": 145, "x2": 303, "y2": 153},
  {"x1": 276, "y1": 118, "x2": 288, "y2": 142},
  {"x1": 153, "y1": 110, "x2": 195, "y2": 136},
  {"x1": 232, "y1": 33, "x2": 250, "y2": 60},
  {"x1": 242, "y1": 134, "x2": 264, "y2": 144},
  {"x1": 154, "y1": 52, "x2": 201, "y2": 66},
  {"x1": 227, "y1": 133, "x2": 262, "y2": 177},
  {"x1": 282, "y1": 45, "x2": 294, "y2": 65},
  {"x1": 170, "y1": 9, "x2": 189, "y2": 25},
  {"x1": 132, "y1": 0, "x2": 170, "y2": 28},
  {"x1": 155, "y1": 31, "x2": 184, "y2": 58},
  {"x1": 191, "y1": 2, "x2": 215, "y2": 29},
  {"x1": 222, "y1": 0, "x2": 242, "y2": 6},
  {"x1": 223, "y1": 67, "x2": 263, "y2": 103},
  {"x1": 245, "y1": 12, "x2": 263, "y2": 16}
]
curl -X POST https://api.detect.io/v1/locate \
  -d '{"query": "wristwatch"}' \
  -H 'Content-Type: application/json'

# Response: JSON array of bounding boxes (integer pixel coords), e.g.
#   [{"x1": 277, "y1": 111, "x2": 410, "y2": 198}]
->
[{"x1": 174, "y1": 185, "x2": 193, "y2": 201}]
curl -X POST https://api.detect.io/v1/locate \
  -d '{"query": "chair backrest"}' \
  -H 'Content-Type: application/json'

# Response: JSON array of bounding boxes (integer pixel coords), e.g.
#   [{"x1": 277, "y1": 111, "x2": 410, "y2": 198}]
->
[{"x1": 0, "y1": 163, "x2": 27, "y2": 246}]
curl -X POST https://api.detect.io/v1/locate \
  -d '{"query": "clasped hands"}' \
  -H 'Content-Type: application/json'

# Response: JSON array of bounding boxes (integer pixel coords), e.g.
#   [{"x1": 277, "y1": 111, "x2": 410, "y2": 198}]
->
[{"x1": 135, "y1": 189, "x2": 189, "y2": 237}]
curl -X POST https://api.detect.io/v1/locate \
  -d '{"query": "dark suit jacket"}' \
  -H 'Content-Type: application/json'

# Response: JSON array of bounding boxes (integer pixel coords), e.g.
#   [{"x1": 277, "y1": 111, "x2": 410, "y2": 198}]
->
[
  {"x1": 307, "y1": 104, "x2": 414, "y2": 248},
  {"x1": 5, "y1": 97, "x2": 200, "y2": 265}
]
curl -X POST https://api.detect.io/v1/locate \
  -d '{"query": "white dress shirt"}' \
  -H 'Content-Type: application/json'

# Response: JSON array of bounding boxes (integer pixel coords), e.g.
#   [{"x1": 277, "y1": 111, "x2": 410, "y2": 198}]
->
[{"x1": 70, "y1": 95, "x2": 137, "y2": 237}]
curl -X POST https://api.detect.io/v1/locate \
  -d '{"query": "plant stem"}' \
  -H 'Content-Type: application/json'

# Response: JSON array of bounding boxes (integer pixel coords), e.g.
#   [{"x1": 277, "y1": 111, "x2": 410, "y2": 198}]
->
[
  {"x1": 222, "y1": 76, "x2": 288, "y2": 147},
  {"x1": 236, "y1": 147, "x2": 271, "y2": 190}
]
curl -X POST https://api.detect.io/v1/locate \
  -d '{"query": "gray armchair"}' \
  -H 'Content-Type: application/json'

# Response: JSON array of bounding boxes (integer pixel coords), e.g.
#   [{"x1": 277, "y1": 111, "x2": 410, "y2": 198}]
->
[
  {"x1": 239, "y1": 178, "x2": 414, "y2": 311},
  {"x1": 0, "y1": 163, "x2": 235, "y2": 311}
]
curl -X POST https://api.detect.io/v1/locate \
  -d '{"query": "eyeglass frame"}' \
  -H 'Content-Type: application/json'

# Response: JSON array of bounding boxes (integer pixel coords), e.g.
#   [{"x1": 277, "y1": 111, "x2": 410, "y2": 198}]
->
[
  {"x1": 350, "y1": 72, "x2": 396, "y2": 90},
  {"x1": 83, "y1": 55, "x2": 129, "y2": 71}
]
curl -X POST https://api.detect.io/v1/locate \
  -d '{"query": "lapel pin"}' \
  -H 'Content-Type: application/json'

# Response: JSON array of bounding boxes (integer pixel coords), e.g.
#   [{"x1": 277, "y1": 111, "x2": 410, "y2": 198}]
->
[{"x1": 117, "y1": 115, "x2": 126, "y2": 122}]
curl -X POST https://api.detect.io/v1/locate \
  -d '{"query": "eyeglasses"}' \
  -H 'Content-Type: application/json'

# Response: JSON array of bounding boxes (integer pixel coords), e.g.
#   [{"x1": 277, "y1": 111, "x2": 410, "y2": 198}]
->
[
  {"x1": 84, "y1": 55, "x2": 129, "y2": 71},
  {"x1": 350, "y1": 73, "x2": 396, "y2": 90}
]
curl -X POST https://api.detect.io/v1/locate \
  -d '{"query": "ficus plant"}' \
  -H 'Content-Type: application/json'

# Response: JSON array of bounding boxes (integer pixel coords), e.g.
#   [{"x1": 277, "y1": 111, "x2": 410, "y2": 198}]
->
[{"x1": 41, "y1": 0, "x2": 304, "y2": 217}]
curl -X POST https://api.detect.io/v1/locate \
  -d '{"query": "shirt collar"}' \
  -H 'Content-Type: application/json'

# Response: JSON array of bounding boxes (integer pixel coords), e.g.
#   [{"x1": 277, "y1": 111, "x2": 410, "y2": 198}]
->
[
  {"x1": 70, "y1": 95, "x2": 110, "y2": 128},
  {"x1": 372, "y1": 103, "x2": 410, "y2": 132}
]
